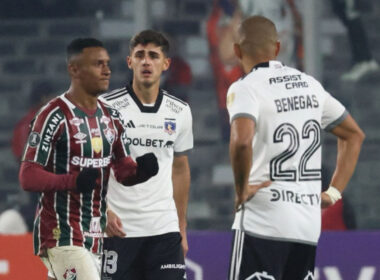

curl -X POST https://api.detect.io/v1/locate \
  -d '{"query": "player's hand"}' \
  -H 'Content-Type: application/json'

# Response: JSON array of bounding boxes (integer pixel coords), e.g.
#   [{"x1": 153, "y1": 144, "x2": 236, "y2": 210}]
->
[
  {"x1": 180, "y1": 229, "x2": 189, "y2": 257},
  {"x1": 106, "y1": 209, "x2": 126, "y2": 237},
  {"x1": 76, "y1": 168, "x2": 99, "y2": 193},
  {"x1": 235, "y1": 181, "x2": 272, "y2": 211},
  {"x1": 136, "y1": 153, "x2": 159, "y2": 181},
  {"x1": 321, "y1": 192, "x2": 334, "y2": 209}
]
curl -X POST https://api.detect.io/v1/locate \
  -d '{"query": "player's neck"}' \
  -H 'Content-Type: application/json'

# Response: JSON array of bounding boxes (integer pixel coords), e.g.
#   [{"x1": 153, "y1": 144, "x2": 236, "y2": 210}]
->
[
  {"x1": 66, "y1": 85, "x2": 98, "y2": 110},
  {"x1": 243, "y1": 56, "x2": 274, "y2": 74},
  {"x1": 132, "y1": 80, "x2": 160, "y2": 104}
]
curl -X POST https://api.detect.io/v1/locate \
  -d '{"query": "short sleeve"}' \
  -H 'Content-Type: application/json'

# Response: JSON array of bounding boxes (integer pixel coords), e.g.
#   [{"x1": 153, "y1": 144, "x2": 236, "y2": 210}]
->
[
  {"x1": 174, "y1": 105, "x2": 193, "y2": 155},
  {"x1": 22, "y1": 106, "x2": 64, "y2": 166},
  {"x1": 226, "y1": 81, "x2": 259, "y2": 124},
  {"x1": 321, "y1": 90, "x2": 348, "y2": 131}
]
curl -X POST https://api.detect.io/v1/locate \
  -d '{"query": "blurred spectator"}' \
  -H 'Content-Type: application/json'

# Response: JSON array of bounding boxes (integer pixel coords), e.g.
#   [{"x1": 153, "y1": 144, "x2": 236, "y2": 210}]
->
[
  {"x1": 206, "y1": 0, "x2": 303, "y2": 141},
  {"x1": 238, "y1": 0, "x2": 304, "y2": 68},
  {"x1": 330, "y1": 0, "x2": 379, "y2": 81},
  {"x1": 162, "y1": 35, "x2": 193, "y2": 102},
  {"x1": 206, "y1": 0, "x2": 244, "y2": 141},
  {"x1": 10, "y1": 81, "x2": 55, "y2": 231},
  {"x1": 12, "y1": 81, "x2": 54, "y2": 160}
]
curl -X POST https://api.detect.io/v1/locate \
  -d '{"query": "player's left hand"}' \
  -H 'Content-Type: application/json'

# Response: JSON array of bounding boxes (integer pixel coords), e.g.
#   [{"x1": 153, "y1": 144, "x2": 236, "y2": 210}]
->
[
  {"x1": 235, "y1": 181, "x2": 272, "y2": 211},
  {"x1": 321, "y1": 192, "x2": 334, "y2": 208},
  {"x1": 106, "y1": 209, "x2": 126, "y2": 237}
]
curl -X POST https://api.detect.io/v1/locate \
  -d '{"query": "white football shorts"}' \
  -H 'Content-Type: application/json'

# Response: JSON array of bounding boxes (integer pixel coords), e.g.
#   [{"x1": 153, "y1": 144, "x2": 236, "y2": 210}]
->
[{"x1": 41, "y1": 245, "x2": 101, "y2": 280}]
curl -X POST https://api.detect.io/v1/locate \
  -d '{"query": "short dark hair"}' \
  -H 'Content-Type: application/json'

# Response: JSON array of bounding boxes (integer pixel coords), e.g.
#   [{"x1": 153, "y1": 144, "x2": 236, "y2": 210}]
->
[
  {"x1": 129, "y1": 30, "x2": 170, "y2": 56},
  {"x1": 66, "y1": 38, "x2": 104, "y2": 61}
]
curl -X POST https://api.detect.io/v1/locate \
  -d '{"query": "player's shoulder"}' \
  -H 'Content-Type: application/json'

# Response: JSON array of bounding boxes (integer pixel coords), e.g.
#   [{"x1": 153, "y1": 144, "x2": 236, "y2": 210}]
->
[
  {"x1": 100, "y1": 86, "x2": 129, "y2": 102},
  {"x1": 282, "y1": 64, "x2": 322, "y2": 85},
  {"x1": 35, "y1": 95, "x2": 66, "y2": 119},
  {"x1": 30, "y1": 95, "x2": 67, "y2": 131},
  {"x1": 228, "y1": 75, "x2": 255, "y2": 97},
  {"x1": 161, "y1": 89, "x2": 189, "y2": 107},
  {"x1": 99, "y1": 99, "x2": 123, "y2": 119},
  {"x1": 161, "y1": 89, "x2": 191, "y2": 116}
]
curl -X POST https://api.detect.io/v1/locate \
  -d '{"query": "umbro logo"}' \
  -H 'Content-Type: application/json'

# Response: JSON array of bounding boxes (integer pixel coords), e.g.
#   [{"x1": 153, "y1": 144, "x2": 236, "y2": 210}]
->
[{"x1": 126, "y1": 120, "x2": 136, "y2": 128}]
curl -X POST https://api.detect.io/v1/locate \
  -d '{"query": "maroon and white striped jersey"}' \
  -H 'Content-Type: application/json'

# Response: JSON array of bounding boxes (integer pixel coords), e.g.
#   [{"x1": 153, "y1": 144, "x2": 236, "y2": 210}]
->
[{"x1": 22, "y1": 93, "x2": 130, "y2": 255}]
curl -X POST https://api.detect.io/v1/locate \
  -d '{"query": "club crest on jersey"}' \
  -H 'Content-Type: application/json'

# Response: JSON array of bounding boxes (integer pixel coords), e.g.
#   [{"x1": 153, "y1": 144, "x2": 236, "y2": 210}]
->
[
  {"x1": 63, "y1": 268, "x2": 77, "y2": 280},
  {"x1": 69, "y1": 117, "x2": 84, "y2": 129},
  {"x1": 73, "y1": 132, "x2": 87, "y2": 144},
  {"x1": 28, "y1": 132, "x2": 41, "y2": 147},
  {"x1": 103, "y1": 128, "x2": 115, "y2": 145},
  {"x1": 164, "y1": 120, "x2": 176, "y2": 135},
  {"x1": 91, "y1": 137, "x2": 103, "y2": 153}
]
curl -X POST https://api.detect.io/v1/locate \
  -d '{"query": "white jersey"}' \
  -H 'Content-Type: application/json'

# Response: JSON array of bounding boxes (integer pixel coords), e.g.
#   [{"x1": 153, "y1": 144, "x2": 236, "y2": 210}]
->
[
  {"x1": 227, "y1": 61, "x2": 347, "y2": 244},
  {"x1": 100, "y1": 85, "x2": 193, "y2": 237}
]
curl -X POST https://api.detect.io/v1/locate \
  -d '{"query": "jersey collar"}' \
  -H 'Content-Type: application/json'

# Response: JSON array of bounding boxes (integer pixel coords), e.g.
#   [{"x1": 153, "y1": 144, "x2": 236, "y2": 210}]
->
[
  {"x1": 126, "y1": 84, "x2": 163, "y2": 113},
  {"x1": 251, "y1": 60, "x2": 284, "y2": 72},
  {"x1": 241, "y1": 61, "x2": 284, "y2": 80}
]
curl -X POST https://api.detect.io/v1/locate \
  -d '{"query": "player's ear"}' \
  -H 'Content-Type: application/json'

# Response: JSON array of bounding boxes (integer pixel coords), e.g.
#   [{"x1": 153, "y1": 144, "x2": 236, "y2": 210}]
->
[
  {"x1": 127, "y1": 56, "x2": 132, "y2": 69},
  {"x1": 275, "y1": 41, "x2": 281, "y2": 57},
  {"x1": 162, "y1": 57, "x2": 171, "y2": 71},
  {"x1": 234, "y1": 43, "x2": 242, "y2": 60},
  {"x1": 67, "y1": 62, "x2": 79, "y2": 78}
]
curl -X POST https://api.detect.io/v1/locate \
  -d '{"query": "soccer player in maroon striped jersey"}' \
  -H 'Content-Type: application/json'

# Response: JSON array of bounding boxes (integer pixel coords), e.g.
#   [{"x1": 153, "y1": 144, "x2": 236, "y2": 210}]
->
[{"x1": 19, "y1": 38, "x2": 158, "y2": 280}]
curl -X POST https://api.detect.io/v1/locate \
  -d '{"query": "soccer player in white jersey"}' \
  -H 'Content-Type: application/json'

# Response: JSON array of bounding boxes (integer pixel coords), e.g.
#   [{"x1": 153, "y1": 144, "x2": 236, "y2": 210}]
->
[
  {"x1": 100, "y1": 30, "x2": 193, "y2": 280},
  {"x1": 227, "y1": 16, "x2": 365, "y2": 279}
]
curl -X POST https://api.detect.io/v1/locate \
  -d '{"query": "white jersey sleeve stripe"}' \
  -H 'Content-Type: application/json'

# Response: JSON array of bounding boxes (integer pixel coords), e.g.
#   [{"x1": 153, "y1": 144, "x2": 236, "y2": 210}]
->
[
  {"x1": 230, "y1": 113, "x2": 257, "y2": 124},
  {"x1": 324, "y1": 110, "x2": 349, "y2": 131}
]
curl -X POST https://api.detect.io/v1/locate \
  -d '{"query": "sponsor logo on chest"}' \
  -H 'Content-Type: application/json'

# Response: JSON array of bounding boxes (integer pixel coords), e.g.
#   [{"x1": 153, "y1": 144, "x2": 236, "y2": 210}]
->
[
  {"x1": 71, "y1": 156, "x2": 111, "y2": 168},
  {"x1": 165, "y1": 99, "x2": 183, "y2": 113},
  {"x1": 73, "y1": 132, "x2": 87, "y2": 144}
]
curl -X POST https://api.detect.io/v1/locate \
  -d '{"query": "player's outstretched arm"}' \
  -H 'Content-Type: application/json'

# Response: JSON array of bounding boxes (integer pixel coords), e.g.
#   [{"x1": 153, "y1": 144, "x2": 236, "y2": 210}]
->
[
  {"x1": 19, "y1": 161, "x2": 100, "y2": 193},
  {"x1": 113, "y1": 153, "x2": 159, "y2": 186},
  {"x1": 230, "y1": 117, "x2": 255, "y2": 211},
  {"x1": 322, "y1": 114, "x2": 365, "y2": 208}
]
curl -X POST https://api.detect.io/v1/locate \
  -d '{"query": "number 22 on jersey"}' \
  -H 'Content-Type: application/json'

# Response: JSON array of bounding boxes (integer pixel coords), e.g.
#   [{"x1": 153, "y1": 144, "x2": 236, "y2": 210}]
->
[{"x1": 270, "y1": 119, "x2": 322, "y2": 182}]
